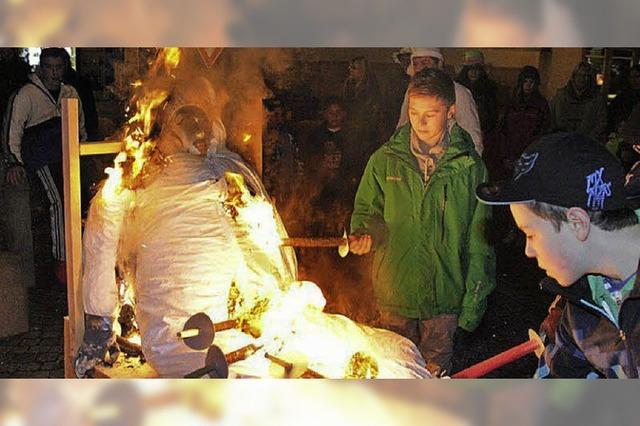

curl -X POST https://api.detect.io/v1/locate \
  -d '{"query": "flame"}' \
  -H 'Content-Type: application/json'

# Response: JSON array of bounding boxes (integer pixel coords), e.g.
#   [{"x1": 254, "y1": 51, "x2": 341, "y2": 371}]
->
[
  {"x1": 219, "y1": 175, "x2": 388, "y2": 378},
  {"x1": 127, "y1": 332, "x2": 142, "y2": 346},
  {"x1": 163, "y1": 47, "x2": 182, "y2": 72},
  {"x1": 102, "y1": 47, "x2": 182, "y2": 198},
  {"x1": 102, "y1": 151, "x2": 127, "y2": 200},
  {"x1": 242, "y1": 133, "x2": 252, "y2": 143}
]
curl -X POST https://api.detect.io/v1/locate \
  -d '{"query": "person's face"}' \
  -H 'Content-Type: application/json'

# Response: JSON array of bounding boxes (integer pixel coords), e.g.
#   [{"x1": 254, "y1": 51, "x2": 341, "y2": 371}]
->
[
  {"x1": 40, "y1": 56, "x2": 65, "y2": 91},
  {"x1": 510, "y1": 204, "x2": 583, "y2": 286},
  {"x1": 412, "y1": 56, "x2": 439, "y2": 74},
  {"x1": 572, "y1": 68, "x2": 589, "y2": 92},
  {"x1": 522, "y1": 77, "x2": 536, "y2": 95},
  {"x1": 408, "y1": 94, "x2": 455, "y2": 146},
  {"x1": 324, "y1": 104, "x2": 346, "y2": 129},
  {"x1": 467, "y1": 65, "x2": 482, "y2": 82},
  {"x1": 349, "y1": 59, "x2": 365, "y2": 80},
  {"x1": 629, "y1": 69, "x2": 640, "y2": 91}
]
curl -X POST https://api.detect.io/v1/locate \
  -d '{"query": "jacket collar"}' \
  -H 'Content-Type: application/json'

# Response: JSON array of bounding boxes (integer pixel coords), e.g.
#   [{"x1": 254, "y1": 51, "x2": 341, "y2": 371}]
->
[
  {"x1": 384, "y1": 122, "x2": 476, "y2": 177},
  {"x1": 541, "y1": 258, "x2": 640, "y2": 306},
  {"x1": 28, "y1": 73, "x2": 63, "y2": 104}
]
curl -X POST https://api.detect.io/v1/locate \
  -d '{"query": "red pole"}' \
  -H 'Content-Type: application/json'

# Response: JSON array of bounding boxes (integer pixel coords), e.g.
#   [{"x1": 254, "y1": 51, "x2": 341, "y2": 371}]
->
[{"x1": 452, "y1": 330, "x2": 544, "y2": 379}]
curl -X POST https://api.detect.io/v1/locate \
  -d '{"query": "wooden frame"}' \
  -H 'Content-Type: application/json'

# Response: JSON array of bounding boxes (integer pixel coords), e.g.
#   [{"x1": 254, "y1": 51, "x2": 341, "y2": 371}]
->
[{"x1": 62, "y1": 98, "x2": 124, "y2": 377}]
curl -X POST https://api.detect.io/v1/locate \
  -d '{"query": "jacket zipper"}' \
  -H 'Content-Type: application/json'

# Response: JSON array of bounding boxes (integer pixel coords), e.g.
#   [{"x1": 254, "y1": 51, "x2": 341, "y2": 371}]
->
[
  {"x1": 440, "y1": 184, "x2": 447, "y2": 242},
  {"x1": 579, "y1": 297, "x2": 639, "y2": 378}
]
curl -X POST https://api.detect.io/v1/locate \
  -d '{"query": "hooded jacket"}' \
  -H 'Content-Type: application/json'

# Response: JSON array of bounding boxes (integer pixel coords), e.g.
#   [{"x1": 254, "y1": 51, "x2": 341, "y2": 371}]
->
[
  {"x1": 350, "y1": 123, "x2": 495, "y2": 330},
  {"x1": 5, "y1": 73, "x2": 86, "y2": 165},
  {"x1": 550, "y1": 82, "x2": 607, "y2": 143}
]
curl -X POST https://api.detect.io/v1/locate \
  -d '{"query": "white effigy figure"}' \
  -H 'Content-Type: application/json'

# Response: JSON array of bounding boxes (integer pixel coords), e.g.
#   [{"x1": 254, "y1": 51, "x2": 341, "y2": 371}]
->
[{"x1": 74, "y1": 78, "x2": 430, "y2": 378}]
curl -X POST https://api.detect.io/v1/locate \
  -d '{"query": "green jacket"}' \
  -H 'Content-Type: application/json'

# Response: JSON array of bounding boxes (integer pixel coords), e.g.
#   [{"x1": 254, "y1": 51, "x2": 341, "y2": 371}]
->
[{"x1": 350, "y1": 123, "x2": 496, "y2": 331}]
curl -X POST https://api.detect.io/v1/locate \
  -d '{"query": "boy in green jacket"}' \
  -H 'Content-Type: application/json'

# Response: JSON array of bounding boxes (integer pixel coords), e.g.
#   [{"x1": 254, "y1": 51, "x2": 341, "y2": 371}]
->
[{"x1": 349, "y1": 68, "x2": 496, "y2": 374}]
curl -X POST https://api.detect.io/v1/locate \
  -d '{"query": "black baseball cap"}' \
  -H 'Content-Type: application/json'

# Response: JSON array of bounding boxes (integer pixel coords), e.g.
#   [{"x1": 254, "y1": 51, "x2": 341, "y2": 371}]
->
[{"x1": 476, "y1": 132, "x2": 628, "y2": 211}]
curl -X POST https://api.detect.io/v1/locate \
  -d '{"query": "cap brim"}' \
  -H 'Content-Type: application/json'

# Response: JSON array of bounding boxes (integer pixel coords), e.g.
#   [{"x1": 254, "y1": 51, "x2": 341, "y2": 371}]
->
[{"x1": 476, "y1": 181, "x2": 535, "y2": 206}]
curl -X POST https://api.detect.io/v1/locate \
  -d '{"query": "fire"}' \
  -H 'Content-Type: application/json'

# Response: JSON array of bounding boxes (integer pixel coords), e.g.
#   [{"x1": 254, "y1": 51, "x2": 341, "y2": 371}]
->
[
  {"x1": 242, "y1": 133, "x2": 252, "y2": 143},
  {"x1": 345, "y1": 352, "x2": 379, "y2": 379},
  {"x1": 219, "y1": 174, "x2": 386, "y2": 378},
  {"x1": 102, "y1": 151, "x2": 127, "y2": 194},
  {"x1": 127, "y1": 332, "x2": 142, "y2": 346},
  {"x1": 102, "y1": 48, "x2": 181, "y2": 197},
  {"x1": 163, "y1": 47, "x2": 181, "y2": 73}
]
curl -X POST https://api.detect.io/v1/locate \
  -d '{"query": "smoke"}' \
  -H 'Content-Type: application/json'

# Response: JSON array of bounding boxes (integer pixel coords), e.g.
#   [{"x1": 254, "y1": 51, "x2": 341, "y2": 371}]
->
[{"x1": 297, "y1": 248, "x2": 379, "y2": 325}]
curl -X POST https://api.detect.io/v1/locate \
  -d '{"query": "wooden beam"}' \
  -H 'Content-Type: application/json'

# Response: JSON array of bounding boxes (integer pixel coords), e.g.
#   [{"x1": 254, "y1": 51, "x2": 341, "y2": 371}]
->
[
  {"x1": 62, "y1": 98, "x2": 83, "y2": 374},
  {"x1": 63, "y1": 316, "x2": 74, "y2": 378},
  {"x1": 80, "y1": 141, "x2": 124, "y2": 156}
]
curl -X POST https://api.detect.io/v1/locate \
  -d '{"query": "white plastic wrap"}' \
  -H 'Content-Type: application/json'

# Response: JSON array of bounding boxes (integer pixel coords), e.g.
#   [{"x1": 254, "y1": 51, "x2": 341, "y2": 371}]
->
[
  {"x1": 82, "y1": 152, "x2": 431, "y2": 378},
  {"x1": 82, "y1": 188, "x2": 132, "y2": 318}
]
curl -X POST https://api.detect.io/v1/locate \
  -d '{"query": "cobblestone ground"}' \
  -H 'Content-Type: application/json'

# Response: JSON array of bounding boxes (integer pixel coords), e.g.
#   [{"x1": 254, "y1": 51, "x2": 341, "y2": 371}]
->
[
  {"x1": 1, "y1": 187, "x2": 552, "y2": 379},
  {"x1": 0, "y1": 181, "x2": 67, "y2": 378}
]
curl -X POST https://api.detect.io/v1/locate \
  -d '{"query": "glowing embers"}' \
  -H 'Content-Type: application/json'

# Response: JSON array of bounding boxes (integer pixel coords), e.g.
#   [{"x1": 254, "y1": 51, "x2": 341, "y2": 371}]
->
[{"x1": 345, "y1": 352, "x2": 379, "y2": 379}]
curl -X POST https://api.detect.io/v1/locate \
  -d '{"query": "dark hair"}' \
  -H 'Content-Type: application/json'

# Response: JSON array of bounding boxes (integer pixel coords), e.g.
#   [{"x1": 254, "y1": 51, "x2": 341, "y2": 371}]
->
[
  {"x1": 320, "y1": 96, "x2": 345, "y2": 112},
  {"x1": 527, "y1": 201, "x2": 638, "y2": 232},
  {"x1": 40, "y1": 48, "x2": 70, "y2": 65},
  {"x1": 456, "y1": 64, "x2": 488, "y2": 88},
  {"x1": 514, "y1": 65, "x2": 542, "y2": 100},
  {"x1": 343, "y1": 56, "x2": 380, "y2": 102},
  {"x1": 570, "y1": 61, "x2": 599, "y2": 98},
  {"x1": 408, "y1": 67, "x2": 456, "y2": 106}
]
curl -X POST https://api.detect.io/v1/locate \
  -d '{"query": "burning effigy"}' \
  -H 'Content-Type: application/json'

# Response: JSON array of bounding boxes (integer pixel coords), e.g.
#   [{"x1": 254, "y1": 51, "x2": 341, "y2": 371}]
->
[{"x1": 73, "y1": 49, "x2": 431, "y2": 379}]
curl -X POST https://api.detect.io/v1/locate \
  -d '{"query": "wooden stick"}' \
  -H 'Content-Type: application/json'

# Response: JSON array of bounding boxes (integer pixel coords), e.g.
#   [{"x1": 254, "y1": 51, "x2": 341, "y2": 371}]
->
[
  {"x1": 281, "y1": 237, "x2": 347, "y2": 248},
  {"x1": 225, "y1": 344, "x2": 261, "y2": 364},
  {"x1": 265, "y1": 352, "x2": 293, "y2": 373},
  {"x1": 177, "y1": 319, "x2": 237, "y2": 339}
]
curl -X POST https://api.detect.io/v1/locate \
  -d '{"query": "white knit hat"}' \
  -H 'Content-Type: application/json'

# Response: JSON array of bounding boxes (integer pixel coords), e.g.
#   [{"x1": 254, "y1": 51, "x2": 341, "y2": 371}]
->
[
  {"x1": 410, "y1": 48, "x2": 444, "y2": 61},
  {"x1": 407, "y1": 48, "x2": 444, "y2": 76}
]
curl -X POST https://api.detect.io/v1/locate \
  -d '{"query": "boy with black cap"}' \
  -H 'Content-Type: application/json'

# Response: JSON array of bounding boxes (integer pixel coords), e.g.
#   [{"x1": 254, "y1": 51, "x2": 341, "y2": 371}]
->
[{"x1": 477, "y1": 132, "x2": 640, "y2": 378}]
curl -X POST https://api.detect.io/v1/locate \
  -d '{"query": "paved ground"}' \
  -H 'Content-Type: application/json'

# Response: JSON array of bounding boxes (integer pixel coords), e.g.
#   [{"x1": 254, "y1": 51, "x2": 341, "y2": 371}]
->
[
  {"x1": 0, "y1": 191, "x2": 552, "y2": 378},
  {"x1": 0, "y1": 185, "x2": 67, "y2": 378}
]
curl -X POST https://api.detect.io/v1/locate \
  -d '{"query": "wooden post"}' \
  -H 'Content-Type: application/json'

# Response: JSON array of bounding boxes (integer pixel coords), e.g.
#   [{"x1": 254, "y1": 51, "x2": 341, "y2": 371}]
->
[
  {"x1": 60, "y1": 107, "x2": 124, "y2": 377},
  {"x1": 62, "y1": 98, "x2": 83, "y2": 377}
]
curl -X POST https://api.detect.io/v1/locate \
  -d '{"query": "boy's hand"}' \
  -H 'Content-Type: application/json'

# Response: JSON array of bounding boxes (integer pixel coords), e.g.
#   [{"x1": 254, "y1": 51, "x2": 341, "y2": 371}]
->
[{"x1": 349, "y1": 234, "x2": 372, "y2": 255}]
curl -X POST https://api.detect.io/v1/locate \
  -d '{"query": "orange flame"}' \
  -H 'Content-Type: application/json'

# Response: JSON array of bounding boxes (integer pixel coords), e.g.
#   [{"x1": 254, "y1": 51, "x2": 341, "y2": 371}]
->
[{"x1": 103, "y1": 47, "x2": 183, "y2": 196}]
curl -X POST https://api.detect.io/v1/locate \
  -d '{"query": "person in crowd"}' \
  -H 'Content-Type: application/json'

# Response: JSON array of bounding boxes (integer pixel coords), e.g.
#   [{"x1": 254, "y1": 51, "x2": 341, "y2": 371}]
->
[
  {"x1": 550, "y1": 61, "x2": 607, "y2": 143},
  {"x1": 262, "y1": 97, "x2": 299, "y2": 209},
  {"x1": 396, "y1": 48, "x2": 483, "y2": 155},
  {"x1": 607, "y1": 64, "x2": 640, "y2": 135},
  {"x1": 495, "y1": 65, "x2": 551, "y2": 180},
  {"x1": 342, "y1": 56, "x2": 385, "y2": 178},
  {"x1": 456, "y1": 50, "x2": 498, "y2": 139},
  {"x1": 477, "y1": 132, "x2": 640, "y2": 378},
  {"x1": 4, "y1": 47, "x2": 86, "y2": 285},
  {"x1": 350, "y1": 68, "x2": 495, "y2": 375}
]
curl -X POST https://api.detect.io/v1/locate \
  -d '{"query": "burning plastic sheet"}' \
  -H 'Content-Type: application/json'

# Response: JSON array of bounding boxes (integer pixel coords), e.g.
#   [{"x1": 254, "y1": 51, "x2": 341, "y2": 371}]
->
[{"x1": 82, "y1": 151, "x2": 430, "y2": 378}]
